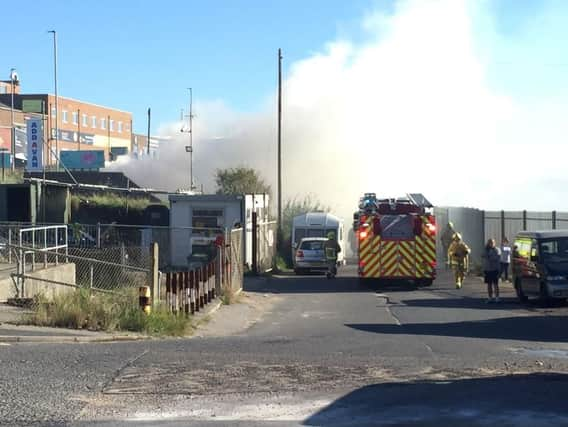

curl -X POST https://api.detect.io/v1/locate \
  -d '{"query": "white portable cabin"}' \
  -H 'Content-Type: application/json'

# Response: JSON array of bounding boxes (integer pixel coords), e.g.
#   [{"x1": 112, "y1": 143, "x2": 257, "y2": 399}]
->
[
  {"x1": 292, "y1": 212, "x2": 345, "y2": 264},
  {"x1": 169, "y1": 193, "x2": 269, "y2": 268}
]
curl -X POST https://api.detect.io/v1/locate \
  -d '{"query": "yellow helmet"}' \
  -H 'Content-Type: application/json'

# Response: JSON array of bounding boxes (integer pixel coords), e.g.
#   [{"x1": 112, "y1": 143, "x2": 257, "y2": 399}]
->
[
  {"x1": 327, "y1": 231, "x2": 336, "y2": 240},
  {"x1": 453, "y1": 232, "x2": 462, "y2": 241}
]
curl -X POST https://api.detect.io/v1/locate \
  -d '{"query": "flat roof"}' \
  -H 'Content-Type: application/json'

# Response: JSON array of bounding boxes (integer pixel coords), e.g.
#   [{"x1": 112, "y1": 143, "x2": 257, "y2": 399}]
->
[
  {"x1": 516, "y1": 230, "x2": 568, "y2": 239},
  {"x1": 169, "y1": 194, "x2": 244, "y2": 203},
  {"x1": 7, "y1": 93, "x2": 131, "y2": 115}
]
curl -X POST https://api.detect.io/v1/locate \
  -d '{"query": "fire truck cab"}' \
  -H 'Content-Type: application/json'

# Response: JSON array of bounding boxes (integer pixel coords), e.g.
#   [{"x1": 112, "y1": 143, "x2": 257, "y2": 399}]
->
[{"x1": 354, "y1": 193, "x2": 436, "y2": 286}]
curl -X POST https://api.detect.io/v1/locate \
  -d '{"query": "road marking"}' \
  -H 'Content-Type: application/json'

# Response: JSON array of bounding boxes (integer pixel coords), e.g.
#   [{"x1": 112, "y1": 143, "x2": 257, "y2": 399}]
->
[{"x1": 376, "y1": 293, "x2": 402, "y2": 325}]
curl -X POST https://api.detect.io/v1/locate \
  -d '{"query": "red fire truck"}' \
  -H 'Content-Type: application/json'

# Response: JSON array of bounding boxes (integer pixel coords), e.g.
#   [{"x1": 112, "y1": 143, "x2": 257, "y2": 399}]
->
[{"x1": 353, "y1": 193, "x2": 436, "y2": 286}]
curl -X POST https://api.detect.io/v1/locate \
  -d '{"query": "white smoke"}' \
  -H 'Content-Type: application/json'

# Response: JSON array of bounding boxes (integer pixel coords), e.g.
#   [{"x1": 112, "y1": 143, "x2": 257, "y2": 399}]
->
[{"x1": 108, "y1": 0, "x2": 568, "y2": 221}]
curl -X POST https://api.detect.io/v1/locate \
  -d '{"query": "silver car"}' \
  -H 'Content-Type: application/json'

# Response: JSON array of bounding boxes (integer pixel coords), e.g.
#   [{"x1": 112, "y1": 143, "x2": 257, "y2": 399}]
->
[{"x1": 294, "y1": 237, "x2": 328, "y2": 275}]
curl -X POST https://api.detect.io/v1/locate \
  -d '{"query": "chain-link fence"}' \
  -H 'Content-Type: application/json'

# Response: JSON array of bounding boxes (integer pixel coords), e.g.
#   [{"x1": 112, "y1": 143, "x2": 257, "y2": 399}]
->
[
  {"x1": 5, "y1": 243, "x2": 151, "y2": 299},
  {"x1": 65, "y1": 223, "x2": 224, "y2": 269}
]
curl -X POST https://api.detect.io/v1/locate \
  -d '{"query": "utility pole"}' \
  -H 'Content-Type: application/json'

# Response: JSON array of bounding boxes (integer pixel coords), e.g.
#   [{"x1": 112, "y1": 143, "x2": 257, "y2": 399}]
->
[
  {"x1": 48, "y1": 30, "x2": 58, "y2": 169},
  {"x1": 107, "y1": 114, "x2": 111, "y2": 161},
  {"x1": 189, "y1": 88, "x2": 193, "y2": 190},
  {"x1": 77, "y1": 108, "x2": 81, "y2": 151},
  {"x1": 9, "y1": 68, "x2": 17, "y2": 171},
  {"x1": 277, "y1": 48, "x2": 283, "y2": 248},
  {"x1": 147, "y1": 108, "x2": 151, "y2": 156},
  {"x1": 182, "y1": 89, "x2": 194, "y2": 190}
]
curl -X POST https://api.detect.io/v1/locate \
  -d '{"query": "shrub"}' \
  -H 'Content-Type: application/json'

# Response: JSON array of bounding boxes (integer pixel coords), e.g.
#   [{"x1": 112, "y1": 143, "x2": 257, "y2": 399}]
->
[{"x1": 27, "y1": 290, "x2": 191, "y2": 336}]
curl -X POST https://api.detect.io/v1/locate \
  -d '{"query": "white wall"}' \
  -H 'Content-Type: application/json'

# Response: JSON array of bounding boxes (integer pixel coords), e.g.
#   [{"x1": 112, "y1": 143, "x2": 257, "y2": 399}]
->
[{"x1": 169, "y1": 198, "x2": 243, "y2": 268}]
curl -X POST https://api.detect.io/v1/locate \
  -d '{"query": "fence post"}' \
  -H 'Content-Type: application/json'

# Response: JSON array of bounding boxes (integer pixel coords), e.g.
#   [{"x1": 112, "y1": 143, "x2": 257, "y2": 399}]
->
[
  {"x1": 184, "y1": 271, "x2": 190, "y2": 315},
  {"x1": 190, "y1": 270, "x2": 196, "y2": 314},
  {"x1": 8, "y1": 228, "x2": 11, "y2": 264},
  {"x1": 89, "y1": 264, "x2": 94, "y2": 291},
  {"x1": 32, "y1": 228, "x2": 36, "y2": 271},
  {"x1": 215, "y1": 246, "x2": 222, "y2": 299},
  {"x1": 500, "y1": 210, "x2": 505, "y2": 241},
  {"x1": 176, "y1": 272, "x2": 183, "y2": 313},
  {"x1": 171, "y1": 273, "x2": 178, "y2": 313},
  {"x1": 252, "y1": 212, "x2": 258, "y2": 275},
  {"x1": 208, "y1": 263, "x2": 213, "y2": 302},
  {"x1": 552, "y1": 211, "x2": 557, "y2": 230},
  {"x1": 199, "y1": 267, "x2": 205, "y2": 309},
  {"x1": 43, "y1": 229, "x2": 47, "y2": 268},
  {"x1": 522, "y1": 210, "x2": 527, "y2": 231},
  {"x1": 165, "y1": 272, "x2": 171, "y2": 312},
  {"x1": 195, "y1": 269, "x2": 200, "y2": 312},
  {"x1": 96, "y1": 223, "x2": 101, "y2": 248},
  {"x1": 151, "y1": 242, "x2": 159, "y2": 308}
]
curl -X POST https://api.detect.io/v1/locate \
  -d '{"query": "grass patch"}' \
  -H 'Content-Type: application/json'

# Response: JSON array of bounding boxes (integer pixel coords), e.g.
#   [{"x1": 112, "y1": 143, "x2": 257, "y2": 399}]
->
[
  {"x1": 71, "y1": 193, "x2": 158, "y2": 211},
  {"x1": 274, "y1": 254, "x2": 292, "y2": 273},
  {"x1": 27, "y1": 290, "x2": 191, "y2": 336}
]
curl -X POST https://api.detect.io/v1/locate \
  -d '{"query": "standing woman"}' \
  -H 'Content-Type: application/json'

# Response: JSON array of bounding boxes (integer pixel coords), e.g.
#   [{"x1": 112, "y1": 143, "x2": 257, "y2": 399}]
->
[{"x1": 483, "y1": 239, "x2": 502, "y2": 303}]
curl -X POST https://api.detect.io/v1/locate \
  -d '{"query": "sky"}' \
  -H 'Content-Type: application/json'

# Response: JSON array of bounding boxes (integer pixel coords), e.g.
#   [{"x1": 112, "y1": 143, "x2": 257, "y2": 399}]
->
[
  {"x1": 1, "y1": 0, "x2": 382, "y2": 132},
  {"x1": 3, "y1": 0, "x2": 568, "y2": 214}
]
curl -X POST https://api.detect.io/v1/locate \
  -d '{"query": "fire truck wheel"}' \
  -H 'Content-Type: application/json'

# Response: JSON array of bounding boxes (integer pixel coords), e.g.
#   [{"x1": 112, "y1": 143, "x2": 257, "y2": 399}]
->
[{"x1": 420, "y1": 279, "x2": 433, "y2": 287}]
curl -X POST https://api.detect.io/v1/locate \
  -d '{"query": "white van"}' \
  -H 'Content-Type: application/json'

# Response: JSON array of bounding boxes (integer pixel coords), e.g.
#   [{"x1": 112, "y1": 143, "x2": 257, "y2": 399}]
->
[{"x1": 292, "y1": 212, "x2": 345, "y2": 265}]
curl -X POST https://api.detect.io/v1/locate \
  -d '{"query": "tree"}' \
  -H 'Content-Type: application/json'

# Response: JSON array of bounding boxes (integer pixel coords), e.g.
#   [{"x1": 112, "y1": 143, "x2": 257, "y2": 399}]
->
[{"x1": 215, "y1": 167, "x2": 271, "y2": 195}]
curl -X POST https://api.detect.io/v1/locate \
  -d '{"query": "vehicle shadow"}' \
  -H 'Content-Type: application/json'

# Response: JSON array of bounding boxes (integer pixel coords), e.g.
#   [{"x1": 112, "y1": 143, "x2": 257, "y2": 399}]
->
[
  {"x1": 303, "y1": 373, "x2": 568, "y2": 426},
  {"x1": 399, "y1": 297, "x2": 567, "y2": 310},
  {"x1": 244, "y1": 275, "x2": 373, "y2": 294},
  {"x1": 398, "y1": 297, "x2": 526, "y2": 310},
  {"x1": 346, "y1": 315, "x2": 568, "y2": 342}
]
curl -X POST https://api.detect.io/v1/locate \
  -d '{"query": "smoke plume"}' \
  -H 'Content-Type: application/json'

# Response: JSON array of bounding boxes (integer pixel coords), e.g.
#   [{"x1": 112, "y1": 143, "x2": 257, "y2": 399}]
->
[{"x1": 108, "y1": 0, "x2": 568, "y2": 221}]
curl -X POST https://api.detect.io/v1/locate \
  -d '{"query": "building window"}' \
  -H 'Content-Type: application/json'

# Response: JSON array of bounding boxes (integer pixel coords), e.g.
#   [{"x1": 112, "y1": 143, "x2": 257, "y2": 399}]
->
[
  {"x1": 91, "y1": 116, "x2": 97, "y2": 128},
  {"x1": 51, "y1": 106, "x2": 56, "y2": 118},
  {"x1": 109, "y1": 119, "x2": 115, "y2": 131},
  {"x1": 117, "y1": 121, "x2": 123, "y2": 133},
  {"x1": 62, "y1": 110, "x2": 68, "y2": 123},
  {"x1": 72, "y1": 112, "x2": 78, "y2": 125},
  {"x1": 101, "y1": 118, "x2": 106, "y2": 130},
  {"x1": 82, "y1": 114, "x2": 88, "y2": 127}
]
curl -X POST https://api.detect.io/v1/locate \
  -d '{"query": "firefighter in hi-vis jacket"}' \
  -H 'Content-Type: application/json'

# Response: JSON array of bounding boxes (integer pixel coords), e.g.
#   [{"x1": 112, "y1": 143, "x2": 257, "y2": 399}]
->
[{"x1": 448, "y1": 233, "x2": 471, "y2": 289}]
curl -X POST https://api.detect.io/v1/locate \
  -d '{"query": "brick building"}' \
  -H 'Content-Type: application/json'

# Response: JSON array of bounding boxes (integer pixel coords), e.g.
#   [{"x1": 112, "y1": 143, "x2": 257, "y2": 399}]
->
[{"x1": 0, "y1": 84, "x2": 132, "y2": 166}]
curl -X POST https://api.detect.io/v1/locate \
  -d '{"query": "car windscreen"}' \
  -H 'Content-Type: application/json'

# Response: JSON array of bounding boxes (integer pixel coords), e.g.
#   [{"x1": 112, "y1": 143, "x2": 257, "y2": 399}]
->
[
  {"x1": 539, "y1": 238, "x2": 568, "y2": 264},
  {"x1": 300, "y1": 241, "x2": 324, "y2": 251}
]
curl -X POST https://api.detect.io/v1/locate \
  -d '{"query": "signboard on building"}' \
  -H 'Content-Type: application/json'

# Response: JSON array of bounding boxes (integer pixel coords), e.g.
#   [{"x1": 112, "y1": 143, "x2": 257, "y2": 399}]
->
[
  {"x1": 60, "y1": 150, "x2": 104, "y2": 170},
  {"x1": 26, "y1": 118, "x2": 43, "y2": 171},
  {"x1": 50, "y1": 129, "x2": 95, "y2": 145},
  {"x1": 22, "y1": 99, "x2": 44, "y2": 113}
]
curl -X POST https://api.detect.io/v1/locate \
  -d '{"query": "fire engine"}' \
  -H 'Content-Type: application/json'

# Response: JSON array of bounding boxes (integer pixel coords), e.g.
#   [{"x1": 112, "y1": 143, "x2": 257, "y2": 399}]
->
[{"x1": 353, "y1": 193, "x2": 436, "y2": 286}]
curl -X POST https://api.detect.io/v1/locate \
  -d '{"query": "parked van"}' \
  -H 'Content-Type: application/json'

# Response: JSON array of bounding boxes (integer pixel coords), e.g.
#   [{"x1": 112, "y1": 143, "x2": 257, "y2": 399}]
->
[
  {"x1": 513, "y1": 230, "x2": 568, "y2": 303},
  {"x1": 292, "y1": 212, "x2": 345, "y2": 265}
]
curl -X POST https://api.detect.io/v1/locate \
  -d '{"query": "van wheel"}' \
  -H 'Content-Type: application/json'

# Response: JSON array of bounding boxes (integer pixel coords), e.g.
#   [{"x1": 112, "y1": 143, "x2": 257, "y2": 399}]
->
[
  {"x1": 539, "y1": 283, "x2": 552, "y2": 307},
  {"x1": 515, "y1": 279, "x2": 528, "y2": 303}
]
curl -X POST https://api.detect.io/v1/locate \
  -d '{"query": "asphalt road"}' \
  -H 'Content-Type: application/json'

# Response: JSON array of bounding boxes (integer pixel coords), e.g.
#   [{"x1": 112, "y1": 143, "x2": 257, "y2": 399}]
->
[{"x1": 2, "y1": 267, "x2": 568, "y2": 426}]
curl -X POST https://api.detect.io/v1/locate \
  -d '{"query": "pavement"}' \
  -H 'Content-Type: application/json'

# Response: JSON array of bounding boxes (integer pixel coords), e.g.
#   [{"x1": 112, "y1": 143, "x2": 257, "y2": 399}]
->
[{"x1": 2, "y1": 268, "x2": 568, "y2": 426}]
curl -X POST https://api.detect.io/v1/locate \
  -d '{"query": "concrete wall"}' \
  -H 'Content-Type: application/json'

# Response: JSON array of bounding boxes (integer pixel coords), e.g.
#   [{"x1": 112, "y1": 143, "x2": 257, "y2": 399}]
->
[{"x1": 0, "y1": 263, "x2": 76, "y2": 301}]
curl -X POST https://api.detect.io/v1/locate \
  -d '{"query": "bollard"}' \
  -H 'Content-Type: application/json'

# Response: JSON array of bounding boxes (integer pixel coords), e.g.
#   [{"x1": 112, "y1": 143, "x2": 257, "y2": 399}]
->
[{"x1": 139, "y1": 286, "x2": 151, "y2": 314}]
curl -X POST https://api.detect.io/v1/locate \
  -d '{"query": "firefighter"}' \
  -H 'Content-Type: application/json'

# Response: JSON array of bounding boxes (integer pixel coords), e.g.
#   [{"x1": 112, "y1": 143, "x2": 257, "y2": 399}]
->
[
  {"x1": 448, "y1": 232, "x2": 471, "y2": 289},
  {"x1": 324, "y1": 231, "x2": 342, "y2": 279},
  {"x1": 441, "y1": 222, "x2": 456, "y2": 268}
]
